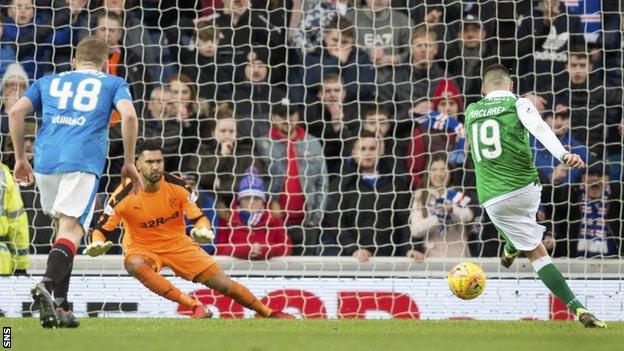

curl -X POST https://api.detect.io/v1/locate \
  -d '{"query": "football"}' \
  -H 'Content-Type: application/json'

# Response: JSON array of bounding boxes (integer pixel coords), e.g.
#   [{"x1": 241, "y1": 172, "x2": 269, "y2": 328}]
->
[{"x1": 448, "y1": 262, "x2": 487, "y2": 300}]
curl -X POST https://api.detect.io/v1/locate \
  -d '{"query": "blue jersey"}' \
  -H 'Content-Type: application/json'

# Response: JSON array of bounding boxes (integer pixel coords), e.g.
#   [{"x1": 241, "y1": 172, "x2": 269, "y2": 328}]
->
[{"x1": 23, "y1": 69, "x2": 132, "y2": 176}]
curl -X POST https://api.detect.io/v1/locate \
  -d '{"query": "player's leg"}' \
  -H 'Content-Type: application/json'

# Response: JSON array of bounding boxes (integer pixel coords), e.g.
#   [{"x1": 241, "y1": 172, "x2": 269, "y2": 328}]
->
[
  {"x1": 488, "y1": 184, "x2": 605, "y2": 328},
  {"x1": 123, "y1": 253, "x2": 207, "y2": 317},
  {"x1": 162, "y1": 244, "x2": 293, "y2": 318},
  {"x1": 32, "y1": 173, "x2": 97, "y2": 328},
  {"x1": 492, "y1": 225, "x2": 520, "y2": 268},
  {"x1": 525, "y1": 244, "x2": 605, "y2": 328},
  {"x1": 193, "y1": 265, "x2": 294, "y2": 319}
]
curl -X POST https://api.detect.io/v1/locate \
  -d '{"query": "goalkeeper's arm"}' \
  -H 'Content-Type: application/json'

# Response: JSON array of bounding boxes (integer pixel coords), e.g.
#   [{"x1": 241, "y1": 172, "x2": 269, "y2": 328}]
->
[
  {"x1": 188, "y1": 216, "x2": 215, "y2": 244},
  {"x1": 515, "y1": 98, "x2": 585, "y2": 169},
  {"x1": 83, "y1": 204, "x2": 121, "y2": 256},
  {"x1": 83, "y1": 228, "x2": 114, "y2": 257}
]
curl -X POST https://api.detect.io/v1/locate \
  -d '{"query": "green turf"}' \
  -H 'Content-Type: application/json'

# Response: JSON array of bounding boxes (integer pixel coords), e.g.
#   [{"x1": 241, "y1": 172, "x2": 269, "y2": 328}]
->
[{"x1": 2, "y1": 318, "x2": 623, "y2": 351}]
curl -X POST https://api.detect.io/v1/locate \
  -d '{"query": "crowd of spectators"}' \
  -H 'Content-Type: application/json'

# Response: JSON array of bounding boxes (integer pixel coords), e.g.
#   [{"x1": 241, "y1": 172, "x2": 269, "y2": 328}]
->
[{"x1": 0, "y1": 0, "x2": 623, "y2": 268}]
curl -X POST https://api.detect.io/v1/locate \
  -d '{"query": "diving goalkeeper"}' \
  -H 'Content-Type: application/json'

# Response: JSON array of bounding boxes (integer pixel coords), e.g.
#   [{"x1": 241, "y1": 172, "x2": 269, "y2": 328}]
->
[{"x1": 86, "y1": 140, "x2": 293, "y2": 319}]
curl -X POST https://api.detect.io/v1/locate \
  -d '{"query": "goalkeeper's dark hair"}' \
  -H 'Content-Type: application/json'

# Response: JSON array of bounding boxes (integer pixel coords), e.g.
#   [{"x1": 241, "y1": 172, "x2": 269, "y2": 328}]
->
[{"x1": 136, "y1": 139, "x2": 163, "y2": 156}]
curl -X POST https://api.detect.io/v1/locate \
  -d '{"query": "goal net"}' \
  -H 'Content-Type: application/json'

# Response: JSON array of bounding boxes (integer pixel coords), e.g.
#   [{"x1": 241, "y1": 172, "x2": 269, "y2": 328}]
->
[{"x1": 0, "y1": 0, "x2": 622, "y2": 320}]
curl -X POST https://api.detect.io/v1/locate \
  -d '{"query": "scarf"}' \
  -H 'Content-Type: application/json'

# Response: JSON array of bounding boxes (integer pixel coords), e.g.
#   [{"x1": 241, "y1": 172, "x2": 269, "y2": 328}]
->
[{"x1": 578, "y1": 184, "x2": 614, "y2": 257}]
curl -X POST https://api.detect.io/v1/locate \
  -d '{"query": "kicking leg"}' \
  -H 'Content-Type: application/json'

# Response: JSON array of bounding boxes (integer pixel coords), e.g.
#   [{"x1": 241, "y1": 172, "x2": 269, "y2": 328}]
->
[
  {"x1": 526, "y1": 244, "x2": 605, "y2": 328},
  {"x1": 194, "y1": 265, "x2": 294, "y2": 319},
  {"x1": 33, "y1": 214, "x2": 82, "y2": 328}
]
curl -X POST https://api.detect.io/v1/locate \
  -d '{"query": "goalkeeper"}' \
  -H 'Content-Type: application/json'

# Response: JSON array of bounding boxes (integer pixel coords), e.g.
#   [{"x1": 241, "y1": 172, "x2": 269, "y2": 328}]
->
[{"x1": 86, "y1": 140, "x2": 293, "y2": 319}]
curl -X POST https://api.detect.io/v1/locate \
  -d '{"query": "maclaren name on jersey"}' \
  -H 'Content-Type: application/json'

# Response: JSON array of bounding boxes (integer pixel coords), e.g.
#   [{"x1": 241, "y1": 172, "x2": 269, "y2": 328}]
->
[
  {"x1": 139, "y1": 211, "x2": 180, "y2": 228},
  {"x1": 468, "y1": 106, "x2": 505, "y2": 120}
]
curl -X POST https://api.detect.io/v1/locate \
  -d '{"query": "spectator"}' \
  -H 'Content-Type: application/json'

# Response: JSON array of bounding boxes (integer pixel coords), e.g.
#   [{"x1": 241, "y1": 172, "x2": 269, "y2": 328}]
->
[
  {"x1": 1, "y1": 0, "x2": 73, "y2": 79},
  {"x1": 446, "y1": 13, "x2": 497, "y2": 105},
  {"x1": 409, "y1": 156, "x2": 474, "y2": 258},
  {"x1": 179, "y1": 21, "x2": 225, "y2": 101},
  {"x1": 256, "y1": 101, "x2": 327, "y2": 255},
  {"x1": 168, "y1": 74, "x2": 205, "y2": 158},
  {"x1": 140, "y1": 87, "x2": 187, "y2": 172},
  {"x1": 407, "y1": 80, "x2": 467, "y2": 172},
  {"x1": 0, "y1": 63, "x2": 28, "y2": 138},
  {"x1": 100, "y1": 0, "x2": 175, "y2": 84},
  {"x1": 215, "y1": 168, "x2": 292, "y2": 259},
  {"x1": 551, "y1": 163, "x2": 623, "y2": 258},
  {"x1": 304, "y1": 74, "x2": 358, "y2": 176},
  {"x1": 379, "y1": 25, "x2": 450, "y2": 124},
  {"x1": 602, "y1": 9, "x2": 623, "y2": 88},
  {"x1": 303, "y1": 16, "x2": 375, "y2": 102},
  {"x1": 186, "y1": 103, "x2": 259, "y2": 222},
  {"x1": 0, "y1": 12, "x2": 17, "y2": 79},
  {"x1": 345, "y1": 0, "x2": 413, "y2": 84},
  {"x1": 94, "y1": 11, "x2": 147, "y2": 101},
  {"x1": 0, "y1": 162, "x2": 29, "y2": 275},
  {"x1": 606, "y1": 116, "x2": 623, "y2": 183},
  {"x1": 231, "y1": 49, "x2": 285, "y2": 139},
  {"x1": 290, "y1": 0, "x2": 354, "y2": 53},
  {"x1": 532, "y1": 102, "x2": 589, "y2": 185},
  {"x1": 556, "y1": 50, "x2": 623, "y2": 158},
  {"x1": 359, "y1": 103, "x2": 405, "y2": 176},
  {"x1": 517, "y1": 0, "x2": 585, "y2": 103},
  {"x1": 321, "y1": 131, "x2": 422, "y2": 261},
  {"x1": 213, "y1": 0, "x2": 287, "y2": 88}
]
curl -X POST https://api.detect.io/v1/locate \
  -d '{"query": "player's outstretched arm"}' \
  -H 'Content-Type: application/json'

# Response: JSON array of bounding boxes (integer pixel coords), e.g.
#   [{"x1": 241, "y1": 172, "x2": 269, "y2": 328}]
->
[
  {"x1": 515, "y1": 98, "x2": 570, "y2": 164},
  {"x1": 8, "y1": 97, "x2": 35, "y2": 185},
  {"x1": 116, "y1": 99, "x2": 143, "y2": 193}
]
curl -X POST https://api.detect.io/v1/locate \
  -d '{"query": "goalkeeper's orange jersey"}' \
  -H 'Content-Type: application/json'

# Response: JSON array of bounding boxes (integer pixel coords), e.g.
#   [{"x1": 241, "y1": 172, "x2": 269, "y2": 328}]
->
[{"x1": 91, "y1": 173, "x2": 210, "y2": 252}]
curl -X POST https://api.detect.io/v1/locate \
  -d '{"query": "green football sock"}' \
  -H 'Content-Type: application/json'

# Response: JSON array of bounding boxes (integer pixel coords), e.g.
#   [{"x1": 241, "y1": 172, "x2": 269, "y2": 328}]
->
[{"x1": 534, "y1": 258, "x2": 585, "y2": 314}]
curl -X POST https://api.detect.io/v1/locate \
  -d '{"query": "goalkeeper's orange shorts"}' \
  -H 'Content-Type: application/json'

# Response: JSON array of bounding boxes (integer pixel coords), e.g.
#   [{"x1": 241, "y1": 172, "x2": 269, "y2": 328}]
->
[{"x1": 124, "y1": 243, "x2": 217, "y2": 281}]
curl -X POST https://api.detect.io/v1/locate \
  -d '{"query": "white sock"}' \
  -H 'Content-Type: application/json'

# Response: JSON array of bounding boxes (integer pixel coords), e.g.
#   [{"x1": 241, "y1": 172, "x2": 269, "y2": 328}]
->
[{"x1": 531, "y1": 255, "x2": 553, "y2": 273}]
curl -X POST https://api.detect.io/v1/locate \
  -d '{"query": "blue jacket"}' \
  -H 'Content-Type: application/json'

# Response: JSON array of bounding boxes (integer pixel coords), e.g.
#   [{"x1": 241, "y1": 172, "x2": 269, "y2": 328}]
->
[
  {"x1": 532, "y1": 133, "x2": 589, "y2": 184},
  {"x1": 2, "y1": 14, "x2": 71, "y2": 80},
  {"x1": 185, "y1": 190, "x2": 219, "y2": 255},
  {"x1": 0, "y1": 44, "x2": 17, "y2": 79}
]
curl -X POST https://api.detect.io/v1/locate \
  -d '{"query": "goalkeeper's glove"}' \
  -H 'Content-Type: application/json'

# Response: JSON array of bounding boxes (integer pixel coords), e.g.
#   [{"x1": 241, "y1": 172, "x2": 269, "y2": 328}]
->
[
  {"x1": 190, "y1": 226, "x2": 215, "y2": 244},
  {"x1": 82, "y1": 241, "x2": 113, "y2": 257}
]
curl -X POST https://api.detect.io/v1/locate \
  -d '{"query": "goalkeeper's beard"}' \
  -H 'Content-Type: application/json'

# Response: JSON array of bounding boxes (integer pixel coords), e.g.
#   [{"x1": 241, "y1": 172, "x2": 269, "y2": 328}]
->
[{"x1": 144, "y1": 171, "x2": 163, "y2": 184}]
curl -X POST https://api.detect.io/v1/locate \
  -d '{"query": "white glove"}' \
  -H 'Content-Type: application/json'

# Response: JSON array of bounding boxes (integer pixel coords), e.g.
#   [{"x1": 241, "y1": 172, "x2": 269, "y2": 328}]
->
[
  {"x1": 82, "y1": 241, "x2": 113, "y2": 257},
  {"x1": 190, "y1": 226, "x2": 215, "y2": 244}
]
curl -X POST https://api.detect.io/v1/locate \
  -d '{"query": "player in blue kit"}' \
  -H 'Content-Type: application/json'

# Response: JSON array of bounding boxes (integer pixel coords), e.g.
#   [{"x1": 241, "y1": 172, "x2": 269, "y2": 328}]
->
[{"x1": 8, "y1": 36, "x2": 143, "y2": 328}]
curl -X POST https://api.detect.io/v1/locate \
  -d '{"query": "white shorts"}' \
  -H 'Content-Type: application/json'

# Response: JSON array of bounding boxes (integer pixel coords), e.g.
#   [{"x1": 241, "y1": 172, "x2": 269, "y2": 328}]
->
[
  {"x1": 484, "y1": 183, "x2": 546, "y2": 252},
  {"x1": 34, "y1": 172, "x2": 99, "y2": 233}
]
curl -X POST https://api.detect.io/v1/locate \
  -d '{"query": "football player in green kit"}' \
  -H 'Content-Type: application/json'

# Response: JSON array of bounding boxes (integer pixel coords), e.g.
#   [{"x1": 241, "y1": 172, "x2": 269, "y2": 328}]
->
[{"x1": 465, "y1": 64, "x2": 605, "y2": 328}]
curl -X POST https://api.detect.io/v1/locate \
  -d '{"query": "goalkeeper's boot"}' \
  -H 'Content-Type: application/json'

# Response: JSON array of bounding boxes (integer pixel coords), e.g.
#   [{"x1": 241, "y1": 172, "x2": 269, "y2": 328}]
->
[
  {"x1": 31, "y1": 282, "x2": 58, "y2": 328},
  {"x1": 500, "y1": 246, "x2": 519, "y2": 269},
  {"x1": 576, "y1": 308, "x2": 606, "y2": 329},
  {"x1": 190, "y1": 304, "x2": 213, "y2": 319},
  {"x1": 269, "y1": 311, "x2": 296, "y2": 319},
  {"x1": 55, "y1": 308, "x2": 80, "y2": 328}
]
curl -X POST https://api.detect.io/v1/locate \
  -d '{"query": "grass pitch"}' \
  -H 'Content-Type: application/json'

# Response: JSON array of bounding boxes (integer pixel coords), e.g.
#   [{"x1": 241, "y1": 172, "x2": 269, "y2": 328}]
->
[{"x1": 3, "y1": 318, "x2": 623, "y2": 351}]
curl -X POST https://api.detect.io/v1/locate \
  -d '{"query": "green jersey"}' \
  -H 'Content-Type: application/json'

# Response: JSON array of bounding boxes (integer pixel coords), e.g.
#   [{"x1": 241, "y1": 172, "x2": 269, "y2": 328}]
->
[{"x1": 465, "y1": 94, "x2": 539, "y2": 205}]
